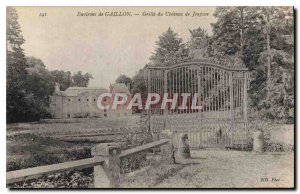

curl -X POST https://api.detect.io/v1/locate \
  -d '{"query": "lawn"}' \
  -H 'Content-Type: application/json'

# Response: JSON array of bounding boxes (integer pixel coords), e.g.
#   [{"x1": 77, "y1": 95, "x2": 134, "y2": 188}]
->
[{"x1": 6, "y1": 116, "x2": 142, "y2": 171}]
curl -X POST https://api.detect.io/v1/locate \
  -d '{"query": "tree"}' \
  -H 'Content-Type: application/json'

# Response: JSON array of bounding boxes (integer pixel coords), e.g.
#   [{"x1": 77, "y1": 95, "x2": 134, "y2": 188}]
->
[
  {"x1": 71, "y1": 71, "x2": 93, "y2": 87},
  {"x1": 131, "y1": 69, "x2": 146, "y2": 95},
  {"x1": 6, "y1": 7, "x2": 29, "y2": 123},
  {"x1": 26, "y1": 56, "x2": 45, "y2": 69},
  {"x1": 211, "y1": 6, "x2": 294, "y2": 122},
  {"x1": 150, "y1": 27, "x2": 188, "y2": 66},
  {"x1": 210, "y1": 6, "x2": 261, "y2": 66},
  {"x1": 130, "y1": 69, "x2": 147, "y2": 113},
  {"x1": 255, "y1": 7, "x2": 294, "y2": 99},
  {"x1": 115, "y1": 74, "x2": 133, "y2": 90},
  {"x1": 50, "y1": 70, "x2": 72, "y2": 91},
  {"x1": 24, "y1": 57, "x2": 55, "y2": 120},
  {"x1": 256, "y1": 7, "x2": 294, "y2": 121},
  {"x1": 50, "y1": 70, "x2": 94, "y2": 90},
  {"x1": 6, "y1": 8, "x2": 95, "y2": 122}
]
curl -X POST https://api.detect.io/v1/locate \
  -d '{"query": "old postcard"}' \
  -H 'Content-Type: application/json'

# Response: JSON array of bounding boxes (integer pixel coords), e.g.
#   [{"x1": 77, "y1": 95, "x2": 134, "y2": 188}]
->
[{"x1": 6, "y1": 6, "x2": 294, "y2": 188}]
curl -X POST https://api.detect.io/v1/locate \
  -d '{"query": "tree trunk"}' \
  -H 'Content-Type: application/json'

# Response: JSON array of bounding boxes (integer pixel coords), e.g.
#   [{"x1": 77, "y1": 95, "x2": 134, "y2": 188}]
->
[
  {"x1": 266, "y1": 9, "x2": 271, "y2": 100},
  {"x1": 240, "y1": 7, "x2": 244, "y2": 57}
]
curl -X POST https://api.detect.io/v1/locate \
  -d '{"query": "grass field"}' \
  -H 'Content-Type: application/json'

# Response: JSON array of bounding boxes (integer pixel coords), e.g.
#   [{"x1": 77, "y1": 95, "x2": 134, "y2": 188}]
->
[{"x1": 6, "y1": 116, "x2": 142, "y2": 171}]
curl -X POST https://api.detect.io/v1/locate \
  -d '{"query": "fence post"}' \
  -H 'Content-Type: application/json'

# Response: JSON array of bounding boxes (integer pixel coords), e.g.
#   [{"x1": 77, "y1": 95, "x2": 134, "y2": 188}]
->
[
  {"x1": 91, "y1": 143, "x2": 121, "y2": 188},
  {"x1": 163, "y1": 69, "x2": 168, "y2": 128},
  {"x1": 160, "y1": 129, "x2": 175, "y2": 163},
  {"x1": 253, "y1": 131, "x2": 264, "y2": 153},
  {"x1": 229, "y1": 72, "x2": 234, "y2": 146},
  {"x1": 243, "y1": 72, "x2": 248, "y2": 150}
]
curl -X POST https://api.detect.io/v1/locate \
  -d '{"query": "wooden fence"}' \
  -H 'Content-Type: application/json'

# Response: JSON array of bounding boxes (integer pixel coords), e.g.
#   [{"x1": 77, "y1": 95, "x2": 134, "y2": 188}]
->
[{"x1": 6, "y1": 139, "x2": 171, "y2": 188}]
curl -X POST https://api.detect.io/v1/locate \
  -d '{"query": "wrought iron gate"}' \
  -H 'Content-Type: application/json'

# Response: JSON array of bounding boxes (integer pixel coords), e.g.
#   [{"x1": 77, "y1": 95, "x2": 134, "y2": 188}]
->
[{"x1": 145, "y1": 61, "x2": 250, "y2": 149}]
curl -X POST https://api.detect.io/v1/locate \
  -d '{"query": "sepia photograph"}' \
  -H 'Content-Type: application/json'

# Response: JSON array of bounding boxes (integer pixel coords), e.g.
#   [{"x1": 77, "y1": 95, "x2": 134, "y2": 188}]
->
[{"x1": 5, "y1": 6, "x2": 295, "y2": 189}]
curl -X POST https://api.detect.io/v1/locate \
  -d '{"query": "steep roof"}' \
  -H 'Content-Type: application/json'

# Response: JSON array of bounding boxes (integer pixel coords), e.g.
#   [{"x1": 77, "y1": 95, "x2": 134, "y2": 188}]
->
[{"x1": 63, "y1": 87, "x2": 108, "y2": 96}]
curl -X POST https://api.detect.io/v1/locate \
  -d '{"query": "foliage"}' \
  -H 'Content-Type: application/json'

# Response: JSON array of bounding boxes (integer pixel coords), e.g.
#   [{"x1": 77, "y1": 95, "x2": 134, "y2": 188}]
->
[
  {"x1": 115, "y1": 74, "x2": 133, "y2": 91},
  {"x1": 211, "y1": 6, "x2": 294, "y2": 122},
  {"x1": 8, "y1": 170, "x2": 94, "y2": 188},
  {"x1": 6, "y1": 7, "x2": 29, "y2": 123},
  {"x1": 131, "y1": 69, "x2": 147, "y2": 94},
  {"x1": 7, "y1": 132, "x2": 93, "y2": 188},
  {"x1": 6, "y1": 8, "x2": 94, "y2": 122},
  {"x1": 126, "y1": 8, "x2": 294, "y2": 123},
  {"x1": 7, "y1": 9, "x2": 54, "y2": 122},
  {"x1": 253, "y1": 7, "x2": 294, "y2": 122},
  {"x1": 149, "y1": 27, "x2": 189, "y2": 66},
  {"x1": 50, "y1": 70, "x2": 93, "y2": 90},
  {"x1": 50, "y1": 70, "x2": 72, "y2": 91},
  {"x1": 71, "y1": 71, "x2": 93, "y2": 87},
  {"x1": 7, "y1": 133, "x2": 91, "y2": 171},
  {"x1": 119, "y1": 115, "x2": 153, "y2": 173}
]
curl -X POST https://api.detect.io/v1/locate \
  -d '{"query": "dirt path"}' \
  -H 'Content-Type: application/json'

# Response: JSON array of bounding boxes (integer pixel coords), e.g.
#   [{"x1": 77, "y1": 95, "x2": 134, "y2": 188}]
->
[
  {"x1": 121, "y1": 149, "x2": 294, "y2": 188},
  {"x1": 157, "y1": 149, "x2": 294, "y2": 188}
]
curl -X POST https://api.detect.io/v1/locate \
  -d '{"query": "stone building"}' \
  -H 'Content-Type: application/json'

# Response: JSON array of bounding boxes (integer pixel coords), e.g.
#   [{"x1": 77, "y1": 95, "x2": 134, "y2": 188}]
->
[
  {"x1": 49, "y1": 83, "x2": 132, "y2": 119},
  {"x1": 109, "y1": 83, "x2": 132, "y2": 117}
]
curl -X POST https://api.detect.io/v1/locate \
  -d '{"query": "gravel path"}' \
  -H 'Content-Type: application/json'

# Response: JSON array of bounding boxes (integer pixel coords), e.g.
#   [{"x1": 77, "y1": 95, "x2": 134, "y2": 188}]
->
[
  {"x1": 121, "y1": 149, "x2": 294, "y2": 188},
  {"x1": 155, "y1": 149, "x2": 294, "y2": 188}
]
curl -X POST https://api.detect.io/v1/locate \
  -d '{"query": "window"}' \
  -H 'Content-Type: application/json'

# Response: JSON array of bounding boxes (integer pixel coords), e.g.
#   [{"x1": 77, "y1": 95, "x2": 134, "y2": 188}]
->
[
  {"x1": 78, "y1": 99, "x2": 81, "y2": 101},
  {"x1": 68, "y1": 99, "x2": 71, "y2": 102},
  {"x1": 86, "y1": 98, "x2": 89, "y2": 101},
  {"x1": 94, "y1": 99, "x2": 96, "y2": 102},
  {"x1": 67, "y1": 114, "x2": 70, "y2": 118}
]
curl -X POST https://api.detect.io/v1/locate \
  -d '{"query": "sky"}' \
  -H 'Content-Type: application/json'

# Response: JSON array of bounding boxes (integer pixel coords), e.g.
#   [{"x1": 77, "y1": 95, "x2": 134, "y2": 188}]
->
[{"x1": 15, "y1": 6, "x2": 217, "y2": 88}]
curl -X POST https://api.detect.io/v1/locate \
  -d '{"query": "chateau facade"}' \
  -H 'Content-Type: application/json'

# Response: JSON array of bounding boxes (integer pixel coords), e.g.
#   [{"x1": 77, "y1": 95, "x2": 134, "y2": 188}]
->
[{"x1": 49, "y1": 83, "x2": 131, "y2": 119}]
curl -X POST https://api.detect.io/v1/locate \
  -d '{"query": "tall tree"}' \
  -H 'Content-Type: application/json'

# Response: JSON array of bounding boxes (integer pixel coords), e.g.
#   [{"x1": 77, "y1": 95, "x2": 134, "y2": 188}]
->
[
  {"x1": 131, "y1": 69, "x2": 146, "y2": 95},
  {"x1": 211, "y1": 6, "x2": 294, "y2": 122},
  {"x1": 256, "y1": 7, "x2": 294, "y2": 121},
  {"x1": 26, "y1": 56, "x2": 45, "y2": 69},
  {"x1": 150, "y1": 27, "x2": 188, "y2": 66},
  {"x1": 210, "y1": 6, "x2": 259, "y2": 66},
  {"x1": 256, "y1": 7, "x2": 293, "y2": 99},
  {"x1": 50, "y1": 70, "x2": 72, "y2": 91},
  {"x1": 24, "y1": 57, "x2": 55, "y2": 120},
  {"x1": 6, "y1": 7, "x2": 28, "y2": 122},
  {"x1": 115, "y1": 74, "x2": 133, "y2": 90},
  {"x1": 71, "y1": 71, "x2": 93, "y2": 87}
]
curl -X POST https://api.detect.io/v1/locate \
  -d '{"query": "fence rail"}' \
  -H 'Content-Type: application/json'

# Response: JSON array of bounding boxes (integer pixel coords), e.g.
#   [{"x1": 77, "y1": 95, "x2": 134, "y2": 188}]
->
[
  {"x1": 6, "y1": 158, "x2": 104, "y2": 184},
  {"x1": 120, "y1": 139, "x2": 169, "y2": 158},
  {"x1": 6, "y1": 139, "x2": 172, "y2": 188}
]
